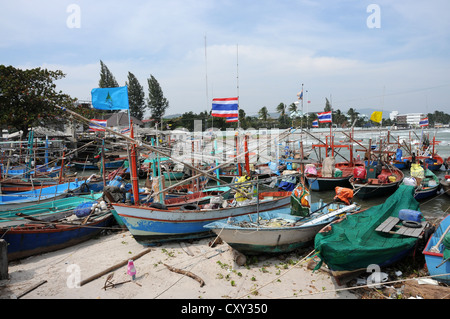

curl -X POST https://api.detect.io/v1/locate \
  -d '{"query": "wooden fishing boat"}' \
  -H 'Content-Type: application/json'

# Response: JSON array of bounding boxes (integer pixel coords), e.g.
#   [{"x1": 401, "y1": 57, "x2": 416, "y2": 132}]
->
[
  {"x1": 0, "y1": 178, "x2": 58, "y2": 193},
  {"x1": 444, "y1": 156, "x2": 450, "y2": 170},
  {"x1": 0, "y1": 181, "x2": 85, "y2": 211},
  {"x1": 71, "y1": 160, "x2": 99, "y2": 170},
  {"x1": 0, "y1": 193, "x2": 103, "y2": 227},
  {"x1": 350, "y1": 165, "x2": 404, "y2": 199},
  {"x1": 162, "y1": 170, "x2": 185, "y2": 180},
  {"x1": 204, "y1": 202, "x2": 358, "y2": 255},
  {"x1": 112, "y1": 191, "x2": 292, "y2": 245},
  {"x1": 2, "y1": 164, "x2": 62, "y2": 178},
  {"x1": 0, "y1": 208, "x2": 113, "y2": 261},
  {"x1": 71, "y1": 158, "x2": 125, "y2": 170},
  {"x1": 423, "y1": 154, "x2": 444, "y2": 171},
  {"x1": 305, "y1": 160, "x2": 365, "y2": 191},
  {"x1": 313, "y1": 185, "x2": 429, "y2": 285},
  {"x1": 411, "y1": 169, "x2": 440, "y2": 200},
  {"x1": 422, "y1": 215, "x2": 450, "y2": 284},
  {"x1": 440, "y1": 175, "x2": 450, "y2": 198}
]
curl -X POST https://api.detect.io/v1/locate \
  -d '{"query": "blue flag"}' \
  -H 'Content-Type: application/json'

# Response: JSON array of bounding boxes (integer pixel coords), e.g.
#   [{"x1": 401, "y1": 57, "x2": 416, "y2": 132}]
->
[{"x1": 91, "y1": 86, "x2": 129, "y2": 110}]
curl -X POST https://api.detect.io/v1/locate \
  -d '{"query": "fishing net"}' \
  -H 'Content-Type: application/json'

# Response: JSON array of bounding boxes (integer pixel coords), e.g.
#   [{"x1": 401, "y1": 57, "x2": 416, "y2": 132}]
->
[
  {"x1": 443, "y1": 232, "x2": 450, "y2": 260},
  {"x1": 314, "y1": 185, "x2": 420, "y2": 272}
]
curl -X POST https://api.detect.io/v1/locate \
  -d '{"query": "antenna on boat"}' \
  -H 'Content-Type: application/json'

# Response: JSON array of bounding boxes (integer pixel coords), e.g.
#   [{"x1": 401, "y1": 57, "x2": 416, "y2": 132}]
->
[{"x1": 236, "y1": 43, "x2": 240, "y2": 129}]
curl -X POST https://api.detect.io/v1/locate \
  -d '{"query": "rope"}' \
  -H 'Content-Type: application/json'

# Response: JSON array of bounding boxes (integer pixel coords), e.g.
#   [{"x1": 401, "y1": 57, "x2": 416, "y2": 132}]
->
[
  {"x1": 277, "y1": 272, "x2": 450, "y2": 299},
  {"x1": 237, "y1": 249, "x2": 316, "y2": 299}
]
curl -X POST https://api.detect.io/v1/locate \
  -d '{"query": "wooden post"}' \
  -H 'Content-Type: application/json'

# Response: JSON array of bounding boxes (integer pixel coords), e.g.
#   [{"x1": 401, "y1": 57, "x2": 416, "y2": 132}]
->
[{"x1": 0, "y1": 239, "x2": 8, "y2": 280}]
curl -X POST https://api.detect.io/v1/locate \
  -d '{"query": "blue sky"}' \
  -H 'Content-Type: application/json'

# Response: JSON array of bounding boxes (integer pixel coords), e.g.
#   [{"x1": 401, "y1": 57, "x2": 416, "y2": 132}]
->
[{"x1": 1, "y1": 0, "x2": 449, "y2": 118}]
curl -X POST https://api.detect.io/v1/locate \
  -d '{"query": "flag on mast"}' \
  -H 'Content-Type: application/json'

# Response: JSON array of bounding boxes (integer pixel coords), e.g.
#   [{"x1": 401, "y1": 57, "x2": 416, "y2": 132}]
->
[
  {"x1": 370, "y1": 111, "x2": 383, "y2": 123},
  {"x1": 211, "y1": 97, "x2": 239, "y2": 117},
  {"x1": 89, "y1": 119, "x2": 107, "y2": 131},
  {"x1": 91, "y1": 86, "x2": 129, "y2": 110},
  {"x1": 317, "y1": 111, "x2": 332, "y2": 123},
  {"x1": 419, "y1": 117, "x2": 429, "y2": 127},
  {"x1": 312, "y1": 120, "x2": 319, "y2": 127}
]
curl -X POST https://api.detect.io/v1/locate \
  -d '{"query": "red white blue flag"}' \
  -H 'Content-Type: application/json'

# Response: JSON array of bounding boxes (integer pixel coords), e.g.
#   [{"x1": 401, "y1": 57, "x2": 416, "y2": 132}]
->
[
  {"x1": 212, "y1": 97, "x2": 239, "y2": 117},
  {"x1": 312, "y1": 120, "x2": 319, "y2": 127},
  {"x1": 226, "y1": 117, "x2": 239, "y2": 123},
  {"x1": 89, "y1": 119, "x2": 107, "y2": 131},
  {"x1": 419, "y1": 118, "x2": 429, "y2": 127},
  {"x1": 317, "y1": 111, "x2": 332, "y2": 123}
]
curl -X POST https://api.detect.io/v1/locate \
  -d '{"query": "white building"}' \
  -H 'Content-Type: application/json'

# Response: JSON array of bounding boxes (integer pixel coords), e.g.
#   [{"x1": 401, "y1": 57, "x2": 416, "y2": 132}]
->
[{"x1": 390, "y1": 112, "x2": 426, "y2": 126}]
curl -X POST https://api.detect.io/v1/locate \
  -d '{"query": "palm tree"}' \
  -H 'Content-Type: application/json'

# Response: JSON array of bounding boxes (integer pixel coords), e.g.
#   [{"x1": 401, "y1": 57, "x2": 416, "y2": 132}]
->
[
  {"x1": 258, "y1": 106, "x2": 269, "y2": 126},
  {"x1": 276, "y1": 103, "x2": 287, "y2": 126},
  {"x1": 288, "y1": 102, "x2": 298, "y2": 114},
  {"x1": 347, "y1": 108, "x2": 360, "y2": 125}
]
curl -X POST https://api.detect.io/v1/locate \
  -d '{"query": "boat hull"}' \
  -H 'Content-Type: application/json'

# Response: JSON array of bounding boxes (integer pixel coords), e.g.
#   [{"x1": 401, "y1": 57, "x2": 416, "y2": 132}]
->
[
  {"x1": 204, "y1": 207, "x2": 332, "y2": 255},
  {"x1": 422, "y1": 215, "x2": 450, "y2": 284},
  {"x1": 113, "y1": 192, "x2": 291, "y2": 245},
  {"x1": 1, "y1": 212, "x2": 113, "y2": 261},
  {"x1": 306, "y1": 176, "x2": 351, "y2": 191},
  {"x1": 0, "y1": 181, "x2": 84, "y2": 211},
  {"x1": 440, "y1": 178, "x2": 450, "y2": 198}
]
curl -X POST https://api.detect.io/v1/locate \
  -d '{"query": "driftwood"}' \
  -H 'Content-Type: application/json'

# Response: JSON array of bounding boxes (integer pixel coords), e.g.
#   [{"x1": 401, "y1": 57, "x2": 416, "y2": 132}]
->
[
  {"x1": 232, "y1": 249, "x2": 246, "y2": 266},
  {"x1": 16, "y1": 280, "x2": 47, "y2": 299},
  {"x1": 80, "y1": 248, "x2": 152, "y2": 286},
  {"x1": 163, "y1": 263, "x2": 205, "y2": 287}
]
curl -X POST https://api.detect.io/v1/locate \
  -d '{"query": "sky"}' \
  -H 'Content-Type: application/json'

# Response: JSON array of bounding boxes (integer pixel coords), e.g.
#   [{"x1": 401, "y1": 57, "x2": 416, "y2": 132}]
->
[{"x1": 1, "y1": 0, "x2": 450, "y2": 119}]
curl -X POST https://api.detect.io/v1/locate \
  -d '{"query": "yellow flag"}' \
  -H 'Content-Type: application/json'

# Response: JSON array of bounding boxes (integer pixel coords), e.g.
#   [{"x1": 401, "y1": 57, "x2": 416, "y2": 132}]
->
[{"x1": 370, "y1": 111, "x2": 382, "y2": 123}]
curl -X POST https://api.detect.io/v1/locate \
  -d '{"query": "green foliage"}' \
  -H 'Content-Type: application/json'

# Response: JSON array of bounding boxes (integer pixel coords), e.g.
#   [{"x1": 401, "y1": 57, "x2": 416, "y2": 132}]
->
[
  {"x1": 126, "y1": 72, "x2": 145, "y2": 120},
  {"x1": 0, "y1": 65, "x2": 74, "y2": 135},
  {"x1": 98, "y1": 60, "x2": 119, "y2": 88},
  {"x1": 147, "y1": 75, "x2": 169, "y2": 124}
]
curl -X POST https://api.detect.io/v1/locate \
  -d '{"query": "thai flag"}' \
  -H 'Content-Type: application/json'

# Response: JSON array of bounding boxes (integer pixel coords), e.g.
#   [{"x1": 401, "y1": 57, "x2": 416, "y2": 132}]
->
[
  {"x1": 89, "y1": 119, "x2": 107, "y2": 131},
  {"x1": 312, "y1": 120, "x2": 319, "y2": 128},
  {"x1": 212, "y1": 97, "x2": 239, "y2": 117},
  {"x1": 120, "y1": 128, "x2": 130, "y2": 134},
  {"x1": 318, "y1": 111, "x2": 332, "y2": 123},
  {"x1": 419, "y1": 118, "x2": 429, "y2": 127},
  {"x1": 226, "y1": 117, "x2": 238, "y2": 123}
]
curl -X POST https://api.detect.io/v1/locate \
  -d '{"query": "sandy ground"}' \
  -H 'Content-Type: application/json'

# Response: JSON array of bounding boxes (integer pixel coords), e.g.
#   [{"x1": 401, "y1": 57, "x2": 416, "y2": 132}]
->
[{"x1": 0, "y1": 230, "x2": 358, "y2": 300}]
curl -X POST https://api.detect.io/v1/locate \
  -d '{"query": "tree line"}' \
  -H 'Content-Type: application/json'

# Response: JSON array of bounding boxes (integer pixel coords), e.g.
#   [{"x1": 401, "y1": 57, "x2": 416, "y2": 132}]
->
[{"x1": 1, "y1": 64, "x2": 449, "y2": 135}]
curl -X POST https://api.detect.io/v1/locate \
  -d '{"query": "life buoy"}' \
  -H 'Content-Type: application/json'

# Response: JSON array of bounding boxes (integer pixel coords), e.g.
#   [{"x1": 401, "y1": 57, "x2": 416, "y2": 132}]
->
[{"x1": 402, "y1": 220, "x2": 422, "y2": 228}]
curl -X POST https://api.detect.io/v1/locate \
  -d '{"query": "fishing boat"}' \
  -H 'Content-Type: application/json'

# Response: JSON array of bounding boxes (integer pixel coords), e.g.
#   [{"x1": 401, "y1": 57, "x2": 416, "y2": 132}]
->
[
  {"x1": 422, "y1": 215, "x2": 450, "y2": 284},
  {"x1": 203, "y1": 202, "x2": 358, "y2": 255},
  {"x1": 444, "y1": 156, "x2": 450, "y2": 170},
  {"x1": 424, "y1": 154, "x2": 444, "y2": 171},
  {"x1": 349, "y1": 165, "x2": 404, "y2": 199},
  {"x1": 2, "y1": 164, "x2": 62, "y2": 178},
  {"x1": 305, "y1": 159, "x2": 365, "y2": 191},
  {"x1": 112, "y1": 191, "x2": 292, "y2": 245},
  {"x1": 403, "y1": 168, "x2": 440, "y2": 200},
  {"x1": 0, "y1": 181, "x2": 86, "y2": 211},
  {"x1": 0, "y1": 201, "x2": 113, "y2": 261},
  {"x1": 305, "y1": 128, "x2": 364, "y2": 191},
  {"x1": 0, "y1": 193, "x2": 103, "y2": 227},
  {"x1": 440, "y1": 175, "x2": 450, "y2": 198},
  {"x1": 162, "y1": 170, "x2": 185, "y2": 180},
  {"x1": 313, "y1": 185, "x2": 429, "y2": 285},
  {"x1": 71, "y1": 157, "x2": 125, "y2": 170}
]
